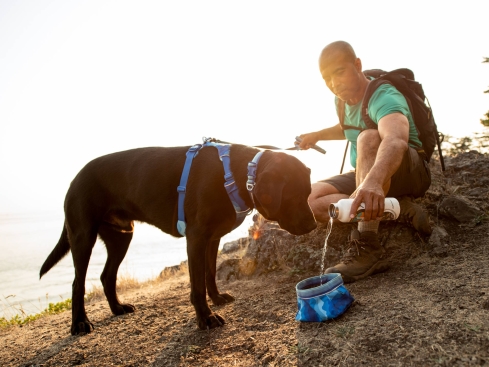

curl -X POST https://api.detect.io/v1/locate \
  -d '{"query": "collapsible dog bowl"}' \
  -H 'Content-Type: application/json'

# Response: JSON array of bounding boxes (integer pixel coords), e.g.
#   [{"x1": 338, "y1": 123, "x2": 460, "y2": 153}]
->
[{"x1": 295, "y1": 273, "x2": 354, "y2": 322}]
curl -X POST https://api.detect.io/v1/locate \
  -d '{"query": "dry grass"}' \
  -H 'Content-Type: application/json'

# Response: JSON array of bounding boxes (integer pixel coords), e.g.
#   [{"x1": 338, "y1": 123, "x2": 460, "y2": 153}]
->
[
  {"x1": 1, "y1": 263, "x2": 190, "y2": 328},
  {"x1": 87, "y1": 262, "x2": 189, "y2": 303}
]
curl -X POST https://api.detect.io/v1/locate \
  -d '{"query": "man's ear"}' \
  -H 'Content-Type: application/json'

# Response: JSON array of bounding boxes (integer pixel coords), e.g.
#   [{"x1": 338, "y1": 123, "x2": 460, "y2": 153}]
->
[
  {"x1": 355, "y1": 57, "x2": 362, "y2": 73},
  {"x1": 254, "y1": 171, "x2": 286, "y2": 219}
]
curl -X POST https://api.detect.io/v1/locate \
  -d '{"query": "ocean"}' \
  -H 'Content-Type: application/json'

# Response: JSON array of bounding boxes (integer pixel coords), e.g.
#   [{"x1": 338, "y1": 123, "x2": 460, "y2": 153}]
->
[{"x1": 0, "y1": 211, "x2": 252, "y2": 319}]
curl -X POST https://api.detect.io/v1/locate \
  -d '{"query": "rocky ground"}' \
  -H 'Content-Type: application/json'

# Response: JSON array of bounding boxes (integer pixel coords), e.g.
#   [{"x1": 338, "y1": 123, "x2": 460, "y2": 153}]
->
[{"x1": 1, "y1": 151, "x2": 489, "y2": 366}]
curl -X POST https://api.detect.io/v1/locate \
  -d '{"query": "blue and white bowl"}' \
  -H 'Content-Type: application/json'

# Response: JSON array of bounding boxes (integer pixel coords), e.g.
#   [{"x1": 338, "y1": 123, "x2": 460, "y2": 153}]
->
[{"x1": 295, "y1": 273, "x2": 354, "y2": 322}]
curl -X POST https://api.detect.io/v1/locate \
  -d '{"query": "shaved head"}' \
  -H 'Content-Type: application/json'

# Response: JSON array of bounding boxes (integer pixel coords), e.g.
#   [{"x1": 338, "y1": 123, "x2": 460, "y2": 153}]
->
[
  {"x1": 317, "y1": 40, "x2": 367, "y2": 105},
  {"x1": 319, "y1": 41, "x2": 357, "y2": 64}
]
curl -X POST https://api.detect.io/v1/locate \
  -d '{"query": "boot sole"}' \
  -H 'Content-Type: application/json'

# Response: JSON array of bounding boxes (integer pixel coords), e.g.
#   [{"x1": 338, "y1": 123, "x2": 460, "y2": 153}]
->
[{"x1": 342, "y1": 260, "x2": 390, "y2": 283}]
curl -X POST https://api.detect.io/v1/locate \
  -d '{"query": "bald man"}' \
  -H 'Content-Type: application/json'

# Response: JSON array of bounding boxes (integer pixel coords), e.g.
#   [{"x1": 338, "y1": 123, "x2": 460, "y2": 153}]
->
[{"x1": 299, "y1": 41, "x2": 432, "y2": 283}]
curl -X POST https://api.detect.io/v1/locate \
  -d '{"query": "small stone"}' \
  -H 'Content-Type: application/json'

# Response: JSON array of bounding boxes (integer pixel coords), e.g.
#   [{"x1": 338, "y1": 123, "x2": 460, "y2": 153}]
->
[
  {"x1": 439, "y1": 196, "x2": 482, "y2": 223},
  {"x1": 428, "y1": 226, "x2": 449, "y2": 248},
  {"x1": 225, "y1": 237, "x2": 249, "y2": 253}
]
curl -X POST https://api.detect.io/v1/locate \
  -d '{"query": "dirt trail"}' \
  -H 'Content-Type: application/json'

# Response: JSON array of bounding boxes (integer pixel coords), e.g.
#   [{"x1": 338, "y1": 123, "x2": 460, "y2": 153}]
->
[{"x1": 1, "y1": 152, "x2": 489, "y2": 366}]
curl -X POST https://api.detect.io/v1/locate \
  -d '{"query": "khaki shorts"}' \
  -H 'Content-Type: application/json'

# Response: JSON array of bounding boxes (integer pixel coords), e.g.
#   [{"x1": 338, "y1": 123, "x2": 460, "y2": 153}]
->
[{"x1": 320, "y1": 146, "x2": 431, "y2": 198}]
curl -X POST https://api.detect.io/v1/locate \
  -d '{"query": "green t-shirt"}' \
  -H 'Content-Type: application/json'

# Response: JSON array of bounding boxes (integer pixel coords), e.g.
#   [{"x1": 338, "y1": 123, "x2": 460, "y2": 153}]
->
[{"x1": 335, "y1": 83, "x2": 422, "y2": 168}]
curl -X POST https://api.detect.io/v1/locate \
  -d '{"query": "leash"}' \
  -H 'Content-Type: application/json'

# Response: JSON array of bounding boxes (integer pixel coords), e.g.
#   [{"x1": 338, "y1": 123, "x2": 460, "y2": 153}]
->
[
  {"x1": 206, "y1": 137, "x2": 327, "y2": 155},
  {"x1": 340, "y1": 140, "x2": 349, "y2": 174}
]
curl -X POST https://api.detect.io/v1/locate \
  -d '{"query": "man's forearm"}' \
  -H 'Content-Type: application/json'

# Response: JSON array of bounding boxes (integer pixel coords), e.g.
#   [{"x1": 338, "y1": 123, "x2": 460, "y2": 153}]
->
[
  {"x1": 314, "y1": 124, "x2": 345, "y2": 141},
  {"x1": 363, "y1": 137, "x2": 408, "y2": 188},
  {"x1": 363, "y1": 113, "x2": 410, "y2": 189}
]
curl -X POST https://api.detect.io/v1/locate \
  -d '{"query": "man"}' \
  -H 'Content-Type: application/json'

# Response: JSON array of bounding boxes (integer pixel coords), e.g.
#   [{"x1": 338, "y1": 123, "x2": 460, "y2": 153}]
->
[{"x1": 298, "y1": 41, "x2": 432, "y2": 283}]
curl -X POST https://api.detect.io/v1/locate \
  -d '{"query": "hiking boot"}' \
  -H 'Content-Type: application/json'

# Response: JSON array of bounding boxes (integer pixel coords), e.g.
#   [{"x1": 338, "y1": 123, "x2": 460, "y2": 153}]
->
[
  {"x1": 398, "y1": 196, "x2": 432, "y2": 235},
  {"x1": 324, "y1": 230, "x2": 389, "y2": 283}
]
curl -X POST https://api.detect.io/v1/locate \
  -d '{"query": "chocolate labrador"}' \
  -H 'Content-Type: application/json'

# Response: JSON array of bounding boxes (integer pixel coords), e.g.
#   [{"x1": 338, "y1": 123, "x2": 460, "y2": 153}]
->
[{"x1": 40, "y1": 143, "x2": 317, "y2": 335}]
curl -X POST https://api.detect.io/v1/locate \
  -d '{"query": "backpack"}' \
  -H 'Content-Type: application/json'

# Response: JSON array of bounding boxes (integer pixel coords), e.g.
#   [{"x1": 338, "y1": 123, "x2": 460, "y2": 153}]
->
[{"x1": 337, "y1": 68, "x2": 445, "y2": 171}]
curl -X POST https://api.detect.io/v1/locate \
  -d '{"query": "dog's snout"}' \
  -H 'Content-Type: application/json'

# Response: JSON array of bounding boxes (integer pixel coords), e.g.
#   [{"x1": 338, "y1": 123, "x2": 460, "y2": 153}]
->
[{"x1": 279, "y1": 213, "x2": 317, "y2": 236}]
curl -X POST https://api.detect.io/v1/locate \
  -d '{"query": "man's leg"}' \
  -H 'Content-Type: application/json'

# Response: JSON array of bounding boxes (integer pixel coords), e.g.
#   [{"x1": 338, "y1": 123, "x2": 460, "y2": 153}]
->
[
  {"x1": 324, "y1": 130, "x2": 431, "y2": 283},
  {"x1": 387, "y1": 146, "x2": 432, "y2": 235},
  {"x1": 308, "y1": 182, "x2": 349, "y2": 223},
  {"x1": 355, "y1": 130, "x2": 387, "y2": 234},
  {"x1": 324, "y1": 130, "x2": 389, "y2": 283}
]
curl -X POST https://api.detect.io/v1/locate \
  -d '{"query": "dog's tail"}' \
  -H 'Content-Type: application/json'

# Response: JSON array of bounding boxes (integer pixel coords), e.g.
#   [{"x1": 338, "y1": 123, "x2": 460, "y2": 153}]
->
[{"x1": 40, "y1": 224, "x2": 71, "y2": 279}]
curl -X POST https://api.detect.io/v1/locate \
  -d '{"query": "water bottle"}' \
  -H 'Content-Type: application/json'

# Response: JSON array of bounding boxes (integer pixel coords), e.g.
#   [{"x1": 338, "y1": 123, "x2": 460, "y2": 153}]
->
[{"x1": 329, "y1": 197, "x2": 400, "y2": 223}]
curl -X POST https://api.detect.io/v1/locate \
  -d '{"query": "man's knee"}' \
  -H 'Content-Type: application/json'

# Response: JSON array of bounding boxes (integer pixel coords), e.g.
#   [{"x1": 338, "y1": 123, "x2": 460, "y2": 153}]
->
[{"x1": 309, "y1": 182, "x2": 340, "y2": 200}]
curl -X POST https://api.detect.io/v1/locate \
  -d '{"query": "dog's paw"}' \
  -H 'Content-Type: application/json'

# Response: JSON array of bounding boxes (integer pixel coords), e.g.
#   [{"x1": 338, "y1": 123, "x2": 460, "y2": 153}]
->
[
  {"x1": 71, "y1": 319, "x2": 94, "y2": 335},
  {"x1": 197, "y1": 313, "x2": 226, "y2": 330},
  {"x1": 112, "y1": 303, "x2": 135, "y2": 315},
  {"x1": 211, "y1": 292, "x2": 235, "y2": 306}
]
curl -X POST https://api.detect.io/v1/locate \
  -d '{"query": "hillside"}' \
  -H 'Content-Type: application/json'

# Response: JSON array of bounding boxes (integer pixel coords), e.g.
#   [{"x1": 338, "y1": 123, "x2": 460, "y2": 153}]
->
[{"x1": 1, "y1": 151, "x2": 488, "y2": 367}]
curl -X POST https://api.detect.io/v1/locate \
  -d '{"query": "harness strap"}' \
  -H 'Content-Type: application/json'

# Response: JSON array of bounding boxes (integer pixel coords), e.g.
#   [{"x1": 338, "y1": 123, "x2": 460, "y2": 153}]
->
[
  {"x1": 206, "y1": 142, "x2": 250, "y2": 215},
  {"x1": 176, "y1": 141, "x2": 264, "y2": 237},
  {"x1": 246, "y1": 151, "x2": 264, "y2": 208},
  {"x1": 177, "y1": 144, "x2": 203, "y2": 236}
]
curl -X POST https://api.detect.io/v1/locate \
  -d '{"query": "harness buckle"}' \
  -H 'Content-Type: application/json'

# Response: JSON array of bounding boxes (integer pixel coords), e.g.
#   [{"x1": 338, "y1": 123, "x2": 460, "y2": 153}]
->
[
  {"x1": 188, "y1": 144, "x2": 202, "y2": 153},
  {"x1": 177, "y1": 186, "x2": 186, "y2": 193}
]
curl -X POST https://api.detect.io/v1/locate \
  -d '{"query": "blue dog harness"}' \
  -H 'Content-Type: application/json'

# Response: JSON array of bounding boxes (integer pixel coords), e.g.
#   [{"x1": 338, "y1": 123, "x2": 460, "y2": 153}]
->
[{"x1": 176, "y1": 141, "x2": 264, "y2": 236}]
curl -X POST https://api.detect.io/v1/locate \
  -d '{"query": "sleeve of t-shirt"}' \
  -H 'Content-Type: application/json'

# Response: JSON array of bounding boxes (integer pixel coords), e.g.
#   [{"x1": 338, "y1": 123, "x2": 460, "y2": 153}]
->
[{"x1": 367, "y1": 84, "x2": 411, "y2": 124}]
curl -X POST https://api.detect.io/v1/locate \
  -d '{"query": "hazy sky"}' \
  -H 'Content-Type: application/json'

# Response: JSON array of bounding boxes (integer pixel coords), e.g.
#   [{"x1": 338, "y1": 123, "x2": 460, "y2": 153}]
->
[{"x1": 1, "y1": 0, "x2": 488, "y2": 214}]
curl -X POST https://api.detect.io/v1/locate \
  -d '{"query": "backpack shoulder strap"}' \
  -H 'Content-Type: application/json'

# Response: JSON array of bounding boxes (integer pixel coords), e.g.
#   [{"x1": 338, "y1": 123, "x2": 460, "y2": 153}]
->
[
  {"x1": 361, "y1": 69, "x2": 417, "y2": 130},
  {"x1": 361, "y1": 78, "x2": 393, "y2": 130},
  {"x1": 338, "y1": 99, "x2": 345, "y2": 129}
]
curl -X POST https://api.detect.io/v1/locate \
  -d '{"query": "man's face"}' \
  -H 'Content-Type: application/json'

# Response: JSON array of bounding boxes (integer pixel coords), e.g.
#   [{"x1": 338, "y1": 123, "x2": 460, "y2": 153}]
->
[{"x1": 319, "y1": 50, "x2": 362, "y2": 103}]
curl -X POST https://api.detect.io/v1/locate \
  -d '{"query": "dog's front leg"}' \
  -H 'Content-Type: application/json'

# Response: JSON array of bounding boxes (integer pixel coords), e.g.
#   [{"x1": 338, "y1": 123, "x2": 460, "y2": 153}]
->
[
  {"x1": 206, "y1": 239, "x2": 235, "y2": 305},
  {"x1": 186, "y1": 236, "x2": 225, "y2": 330}
]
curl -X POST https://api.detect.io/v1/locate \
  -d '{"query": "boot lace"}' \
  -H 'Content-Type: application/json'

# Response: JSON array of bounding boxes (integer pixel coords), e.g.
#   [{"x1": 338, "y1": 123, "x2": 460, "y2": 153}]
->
[{"x1": 341, "y1": 238, "x2": 367, "y2": 264}]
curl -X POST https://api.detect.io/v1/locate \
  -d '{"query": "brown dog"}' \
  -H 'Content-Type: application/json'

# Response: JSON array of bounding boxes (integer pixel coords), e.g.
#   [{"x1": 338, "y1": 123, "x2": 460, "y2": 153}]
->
[{"x1": 40, "y1": 143, "x2": 317, "y2": 335}]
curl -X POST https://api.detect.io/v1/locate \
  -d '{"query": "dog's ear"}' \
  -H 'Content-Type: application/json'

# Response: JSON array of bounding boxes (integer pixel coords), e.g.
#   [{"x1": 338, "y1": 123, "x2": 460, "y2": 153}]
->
[{"x1": 254, "y1": 170, "x2": 286, "y2": 219}]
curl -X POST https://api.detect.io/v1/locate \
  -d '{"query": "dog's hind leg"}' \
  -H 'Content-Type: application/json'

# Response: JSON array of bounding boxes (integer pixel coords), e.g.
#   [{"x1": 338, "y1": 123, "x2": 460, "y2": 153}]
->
[
  {"x1": 206, "y1": 239, "x2": 235, "y2": 306},
  {"x1": 69, "y1": 227, "x2": 98, "y2": 335},
  {"x1": 98, "y1": 224, "x2": 135, "y2": 315},
  {"x1": 186, "y1": 235, "x2": 225, "y2": 330}
]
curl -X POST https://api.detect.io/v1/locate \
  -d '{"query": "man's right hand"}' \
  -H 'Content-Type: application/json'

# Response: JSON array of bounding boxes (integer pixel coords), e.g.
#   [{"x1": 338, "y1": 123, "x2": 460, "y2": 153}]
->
[{"x1": 297, "y1": 132, "x2": 319, "y2": 150}]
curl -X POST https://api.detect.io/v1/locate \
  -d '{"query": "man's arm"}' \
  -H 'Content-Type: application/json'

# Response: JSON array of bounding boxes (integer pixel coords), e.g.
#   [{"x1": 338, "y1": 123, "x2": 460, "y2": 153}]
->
[
  {"x1": 298, "y1": 123, "x2": 345, "y2": 150},
  {"x1": 350, "y1": 112, "x2": 409, "y2": 221}
]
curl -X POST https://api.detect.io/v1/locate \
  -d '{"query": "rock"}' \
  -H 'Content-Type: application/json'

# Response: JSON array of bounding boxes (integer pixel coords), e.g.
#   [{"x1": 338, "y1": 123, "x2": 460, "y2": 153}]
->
[
  {"x1": 466, "y1": 187, "x2": 489, "y2": 197},
  {"x1": 428, "y1": 226, "x2": 449, "y2": 248},
  {"x1": 221, "y1": 240, "x2": 240, "y2": 254},
  {"x1": 239, "y1": 222, "x2": 351, "y2": 277},
  {"x1": 159, "y1": 260, "x2": 188, "y2": 279},
  {"x1": 438, "y1": 196, "x2": 483, "y2": 223},
  {"x1": 428, "y1": 226, "x2": 450, "y2": 257},
  {"x1": 216, "y1": 258, "x2": 242, "y2": 281},
  {"x1": 221, "y1": 237, "x2": 249, "y2": 254},
  {"x1": 241, "y1": 228, "x2": 293, "y2": 276}
]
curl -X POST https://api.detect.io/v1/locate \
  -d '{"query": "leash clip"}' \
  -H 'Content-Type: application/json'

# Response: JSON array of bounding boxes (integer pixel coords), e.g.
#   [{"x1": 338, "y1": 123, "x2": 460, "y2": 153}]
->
[{"x1": 246, "y1": 161, "x2": 258, "y2": 191}]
